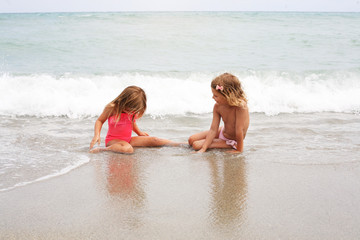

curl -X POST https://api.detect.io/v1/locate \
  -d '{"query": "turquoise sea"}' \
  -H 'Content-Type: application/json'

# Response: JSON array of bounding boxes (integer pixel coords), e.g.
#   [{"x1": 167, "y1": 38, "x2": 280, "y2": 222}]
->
[{"x1": 0, "y1": 12, "x2": 360, "y2": 191}]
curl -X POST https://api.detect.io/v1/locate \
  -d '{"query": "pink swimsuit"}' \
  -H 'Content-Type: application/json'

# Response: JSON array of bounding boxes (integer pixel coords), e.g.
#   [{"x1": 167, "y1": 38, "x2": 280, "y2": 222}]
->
[
  {"x1": 105, "y1": 113, "x2": 134, "y2": 146},
  {"x1": 219, "y1": 127, "x2": 237, "y2": 150}
]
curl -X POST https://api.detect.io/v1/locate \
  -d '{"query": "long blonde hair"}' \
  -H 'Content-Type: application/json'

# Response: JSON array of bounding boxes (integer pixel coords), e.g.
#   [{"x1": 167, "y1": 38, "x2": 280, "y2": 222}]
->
[
  {"x1": 211, "y1": 73, "x2": 247, "y2": 107},
  {"x1": 107, "y1": 86, "x2": 147, "y2": 123}
]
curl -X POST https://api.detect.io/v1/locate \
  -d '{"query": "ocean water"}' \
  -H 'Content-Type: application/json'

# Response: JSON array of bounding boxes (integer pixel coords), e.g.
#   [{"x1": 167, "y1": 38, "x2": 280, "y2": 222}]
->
[{"x1": 0, "y1": 12, "x2": 360, "y2": 192}]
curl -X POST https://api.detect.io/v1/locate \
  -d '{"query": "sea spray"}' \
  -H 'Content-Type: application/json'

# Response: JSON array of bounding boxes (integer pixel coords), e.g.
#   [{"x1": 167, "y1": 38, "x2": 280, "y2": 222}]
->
[{"x1": 1, "y1": 71, "x2": 359, "y2": 117}]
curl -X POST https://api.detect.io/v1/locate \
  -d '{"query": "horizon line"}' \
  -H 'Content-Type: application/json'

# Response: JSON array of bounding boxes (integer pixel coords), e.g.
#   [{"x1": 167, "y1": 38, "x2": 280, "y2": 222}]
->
[{"x1": 1, "y1": 10, "x2": 360, "y2": 14}]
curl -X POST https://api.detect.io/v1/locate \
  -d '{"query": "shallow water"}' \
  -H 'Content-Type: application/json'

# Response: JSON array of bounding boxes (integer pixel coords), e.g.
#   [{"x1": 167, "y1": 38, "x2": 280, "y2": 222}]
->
[{"x1": 1, "y1": 112, "x2": 359, "y2": 192}]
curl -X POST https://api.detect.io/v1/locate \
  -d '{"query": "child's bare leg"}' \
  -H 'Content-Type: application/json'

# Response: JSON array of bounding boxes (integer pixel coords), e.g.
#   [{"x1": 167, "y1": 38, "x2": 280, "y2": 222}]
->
[
  {"x1": 188, "y1": 128, "x2": 222, "y2": 148},
  {"x1": 107, "y1": 141, "x2": 134, "y2": 153},
  {"x1": 89, "y1": 147, "x2": 107, "y2": 153},
  {"x1": 192, "y1": 139, "x2": 205, "y2": 150},
  {"x1": 130, "y1": 136, "x2": 182, "y2": 147},
  {"x1": 188, "y1": 130, "x2": 209, "y2": 146},
  {"x1": 90, "y1": 140, "x2": 134, "y2": 154},
  {"x1": 192, "y1": 138, "x2": 232, "y2": 151}
]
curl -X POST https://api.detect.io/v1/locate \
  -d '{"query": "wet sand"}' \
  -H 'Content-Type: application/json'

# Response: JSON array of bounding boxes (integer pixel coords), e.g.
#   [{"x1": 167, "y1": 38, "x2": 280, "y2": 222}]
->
[{"x1": 1, "y1": 148, "x2": 360, "y2": 240}]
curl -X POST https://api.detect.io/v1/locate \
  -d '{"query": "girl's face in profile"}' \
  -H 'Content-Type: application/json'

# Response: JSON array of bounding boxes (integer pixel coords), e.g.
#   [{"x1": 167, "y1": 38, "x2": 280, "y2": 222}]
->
[{"x1": 211, "y1": 88, "x2": 227, "y2": 105}]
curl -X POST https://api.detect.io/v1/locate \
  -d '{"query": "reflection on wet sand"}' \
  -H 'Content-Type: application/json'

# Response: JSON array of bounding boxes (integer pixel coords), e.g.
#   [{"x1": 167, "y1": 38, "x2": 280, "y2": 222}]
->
[
  {"x1": 208, "y1": 155, "x2": 248, "y2": 227},
  {"x1": 106, "y1": 154, "x2": 146, "y2": 207},
  {"x1": 92, "y1": 151, "x2": 248, "y2": 238},
  {"x1": 93, "y1": 153, "x2": 147, "y2": 231}
]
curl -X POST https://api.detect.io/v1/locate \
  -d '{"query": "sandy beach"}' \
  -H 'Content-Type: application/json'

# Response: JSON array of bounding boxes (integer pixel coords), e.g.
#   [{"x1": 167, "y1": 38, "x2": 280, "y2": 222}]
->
[{"x1": 1, "y1": 146, "x2": 360, "y2": 240}]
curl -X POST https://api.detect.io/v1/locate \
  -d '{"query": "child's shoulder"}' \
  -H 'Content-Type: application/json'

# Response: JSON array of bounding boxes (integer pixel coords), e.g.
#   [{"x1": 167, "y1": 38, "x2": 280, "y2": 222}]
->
[
  {"x1": 214, "y1": 103, "x2": 234, "y2": 116},
  {"x1": 105, "y1": 103, "x2": 115, "y2": 109},
  {"x1": 239, "y1": 102, "x2": 248, "y2": 110},
  {"x1": 103, "y1": 104, "x2": 116, "y2": 116},
  {"x1": 213, "y1": 103, "x2": 224, "y2": 111}
]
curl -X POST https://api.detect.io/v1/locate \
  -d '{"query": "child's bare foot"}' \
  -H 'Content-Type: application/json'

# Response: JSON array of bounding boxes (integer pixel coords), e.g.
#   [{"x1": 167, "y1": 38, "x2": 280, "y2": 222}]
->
[{"x1": 89, "y1": 147, "x2": 106, "y2": 153}]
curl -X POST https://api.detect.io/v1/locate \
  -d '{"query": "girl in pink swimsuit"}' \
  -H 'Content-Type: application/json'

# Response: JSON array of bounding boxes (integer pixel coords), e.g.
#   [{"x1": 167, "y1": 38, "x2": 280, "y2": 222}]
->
[
  {"x1": 90, "y1": 86, "x2": 180, "y2": 154},
  {"x1": 188, "y1": 73, "x2": 250, "y2": 153}
]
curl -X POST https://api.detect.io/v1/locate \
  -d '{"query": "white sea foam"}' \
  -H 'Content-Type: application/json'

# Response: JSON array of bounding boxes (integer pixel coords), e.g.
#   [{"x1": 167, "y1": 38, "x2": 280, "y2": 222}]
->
[{"x1": 0, "y1": 71, "x2": 359, "y2": 117}]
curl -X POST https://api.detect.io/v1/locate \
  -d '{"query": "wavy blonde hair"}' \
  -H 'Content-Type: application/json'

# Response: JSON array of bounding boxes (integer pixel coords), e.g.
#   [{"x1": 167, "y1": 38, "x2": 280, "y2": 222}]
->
[
  {"x1": 211, "y1": 73, "x2": 247, "y2": 107},
  {"x1": 106, "y1": 86, "x2": 147, "y2": 123}
]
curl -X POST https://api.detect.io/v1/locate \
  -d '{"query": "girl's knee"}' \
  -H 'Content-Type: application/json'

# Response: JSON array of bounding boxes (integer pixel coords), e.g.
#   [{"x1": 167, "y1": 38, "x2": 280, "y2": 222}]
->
[
  {"x1": 122, "y1": 144, "x2": 134, "y2": 153},
  {"x1": 150, "y1": 136, "x2": 162, "y2": 146},
  {"x1": 192, "y1": 141, "x2": 203, "y2": 150},
  {"x1": 188, "y1": 135, "x2": 196, "y2": 146},
  {"x1": 108, "y1": 142, "x2": 134, "y2": 154}
]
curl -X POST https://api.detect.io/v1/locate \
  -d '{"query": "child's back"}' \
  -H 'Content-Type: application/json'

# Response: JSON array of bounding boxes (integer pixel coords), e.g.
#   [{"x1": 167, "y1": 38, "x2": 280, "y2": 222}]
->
[{"x1": 189, "y1": 73, "x2": 249, "y2": 153}]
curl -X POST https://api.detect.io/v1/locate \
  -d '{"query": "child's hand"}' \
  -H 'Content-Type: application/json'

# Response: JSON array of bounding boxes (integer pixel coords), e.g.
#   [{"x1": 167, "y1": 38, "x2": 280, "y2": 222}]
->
[
  {"x1": 89, "y1": 136, "x2": 100, "y2": 150},
  {"x1": 138, "y1": 131, "x2": 149, "y2": 136},
  {"x1": 191, "y1": 150, "x2": 202, "y2": 154},
  {"x1": 196, "y1": 148, "x2": 206, "y2": 153}
]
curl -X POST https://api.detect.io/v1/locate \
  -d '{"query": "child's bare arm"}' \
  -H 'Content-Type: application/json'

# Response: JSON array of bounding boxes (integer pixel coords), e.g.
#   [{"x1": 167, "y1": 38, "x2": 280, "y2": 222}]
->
[
  {"x1": 233, "y1": 107, "x2": 247, "y2": 153},
  {"x1": 235, "y1": 134, "x2": 244, "y2": 153},
  {"x1": 133, "y1": 122, "x2": 149, "y2": 136},
  {"x1": 198, "y1": 105, "x2": 221, "y2": 152},
  {"x1": 89, "y1": 107, "x2": 110, "y2": 150}
]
